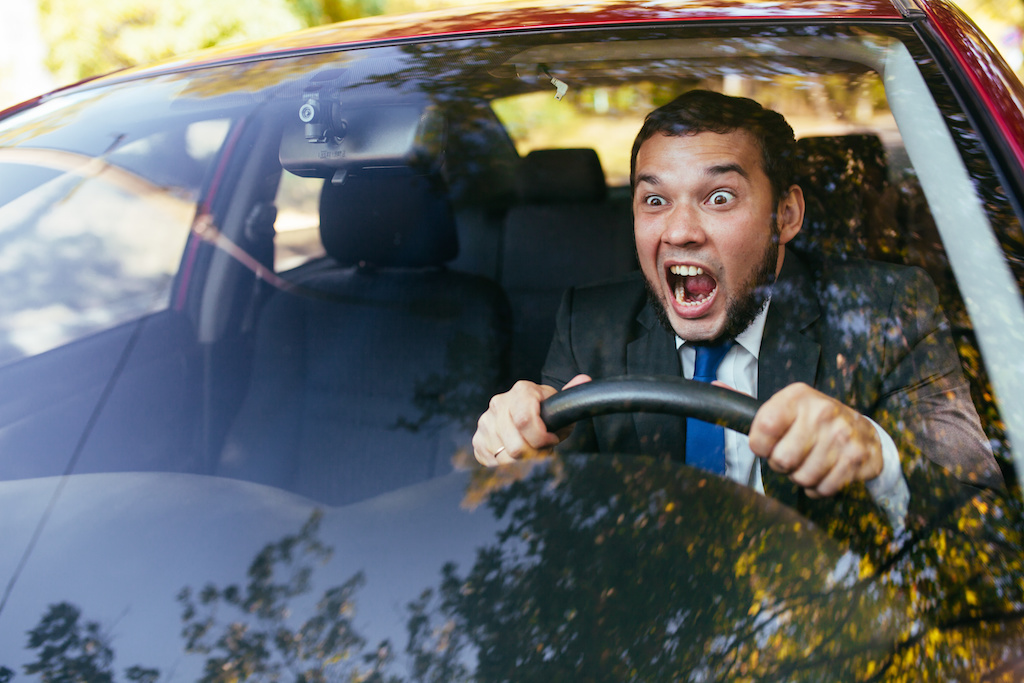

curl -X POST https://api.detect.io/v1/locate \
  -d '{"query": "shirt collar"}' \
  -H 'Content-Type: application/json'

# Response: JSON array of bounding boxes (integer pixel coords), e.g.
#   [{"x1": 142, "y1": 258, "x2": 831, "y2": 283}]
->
[{"x1": 675, "y1": 298, "x2": 771, "y2": 360}]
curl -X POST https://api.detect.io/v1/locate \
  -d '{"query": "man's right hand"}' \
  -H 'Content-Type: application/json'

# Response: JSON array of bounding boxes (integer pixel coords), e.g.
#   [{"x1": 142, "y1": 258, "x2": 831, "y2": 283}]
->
[{"x1": 473, "y1": 374, "x2": 592, "y2": 466}]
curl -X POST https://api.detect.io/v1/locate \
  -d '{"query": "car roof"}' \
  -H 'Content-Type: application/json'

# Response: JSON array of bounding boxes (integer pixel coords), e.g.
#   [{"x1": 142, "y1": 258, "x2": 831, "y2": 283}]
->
[{"x1": 83, "y1": 0, "x2": 907, "y2": 84}]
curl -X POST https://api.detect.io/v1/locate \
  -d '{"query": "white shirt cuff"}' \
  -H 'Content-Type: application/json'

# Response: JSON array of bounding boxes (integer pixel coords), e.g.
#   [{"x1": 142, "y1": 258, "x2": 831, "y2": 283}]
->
[{"x1": 863, "y1": 417, "x2": 909, "y2": 534}]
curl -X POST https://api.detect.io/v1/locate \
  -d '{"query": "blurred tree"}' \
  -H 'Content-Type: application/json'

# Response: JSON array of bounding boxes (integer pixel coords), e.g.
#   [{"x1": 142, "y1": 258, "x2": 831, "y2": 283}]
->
[
  {"x1": 177, "y1": 510, "x2": 396, "y2": 683},
  {"x1": 284, "y1": 0, "x2": 387, "y2": 25},
  {"x1": 445, "y1": 455, "x2": 1024, "y2": 682},
  {"x1": 959, "y1": 0, "x2": 1024, "y2": 73},
  {"x1": 38, "y1": 0, "x2": 305, "y2": 84},
  {"x1": 18, "y1": 602, "x2": 158, "y2": 683}
]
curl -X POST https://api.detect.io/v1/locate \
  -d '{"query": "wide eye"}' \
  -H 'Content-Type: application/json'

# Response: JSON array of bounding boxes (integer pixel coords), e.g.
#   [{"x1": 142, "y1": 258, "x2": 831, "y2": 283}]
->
[
  {"x1": 644, "y1": 194, "x2": 666, "y2": 207},
  {"x1": 707, "y1": 189, "x2": 735, "y2": 206}
]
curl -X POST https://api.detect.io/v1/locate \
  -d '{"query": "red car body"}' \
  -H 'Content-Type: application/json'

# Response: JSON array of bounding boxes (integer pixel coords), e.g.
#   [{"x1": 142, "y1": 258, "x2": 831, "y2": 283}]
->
[{"x1": 1, "y1": 1, "x2": 1023, "y2": 680}]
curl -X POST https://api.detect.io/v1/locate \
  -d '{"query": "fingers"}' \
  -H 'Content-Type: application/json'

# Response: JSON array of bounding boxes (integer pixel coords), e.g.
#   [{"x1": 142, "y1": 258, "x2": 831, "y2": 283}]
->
[
  {"x1": 749, "y1": 383, "x2": 883, "y2": 497},
  {"x1": 473, "y1": 376, "x2": 589, "y2": 466},
  {"x1": 710, "y1": 380, "x2": 746, "y2": 396},
  {"x1": 563, "y1": 374, "x2": 593, "y2": 390}
]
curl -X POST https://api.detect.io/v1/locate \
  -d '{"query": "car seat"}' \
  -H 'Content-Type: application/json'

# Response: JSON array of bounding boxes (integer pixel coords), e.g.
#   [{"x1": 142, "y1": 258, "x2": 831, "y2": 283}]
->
[
  {"x1": 217, "y1": 167, "x2": 511, "y2": 505},
  {"x1": 501, "y1": 148, "x2": 636, "y2": 381},
  {"x1": 791, "y1": 133, "x2": 905, "y2": 263}
]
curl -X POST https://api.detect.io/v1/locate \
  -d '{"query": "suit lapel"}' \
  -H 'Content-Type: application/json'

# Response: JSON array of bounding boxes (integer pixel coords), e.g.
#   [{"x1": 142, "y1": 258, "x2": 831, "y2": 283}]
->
[
  {"x1": 758, "y1": 252, "x2": 822, "y2": 503},
  {"x1": 628, "y1": 303, "x2": 685, "y2": 459},
  {"x1": 759, "y1": 253, "x2": 822, "y2": 397}
]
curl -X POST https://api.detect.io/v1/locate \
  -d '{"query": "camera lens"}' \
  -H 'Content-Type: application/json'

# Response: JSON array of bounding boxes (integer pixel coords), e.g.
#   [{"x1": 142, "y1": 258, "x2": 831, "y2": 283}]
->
[{"x1": 299, "y1": 101, "x2": 318, "y2": 123}]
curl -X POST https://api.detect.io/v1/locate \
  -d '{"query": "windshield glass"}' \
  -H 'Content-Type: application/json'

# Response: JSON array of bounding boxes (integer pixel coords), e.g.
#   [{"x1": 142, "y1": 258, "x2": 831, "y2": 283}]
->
[{"x1": 1, "y1": 21, "x2": 1023, "y2": 681}]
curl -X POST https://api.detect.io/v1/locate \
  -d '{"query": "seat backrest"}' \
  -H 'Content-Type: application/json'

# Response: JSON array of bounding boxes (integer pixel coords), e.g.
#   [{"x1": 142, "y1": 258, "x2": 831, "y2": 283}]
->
[
  {"x1": 792, "y1": 133, "x2": 904, "y2": 263},
  {"x1": 501, "y1": 149, "x2": 635, "y2": 381},
  {"x1": 319, "y1": 168, "x2": 459, "y2": 268},
  {"x1": 218, "y1": 168, "x2": 510, "y2": 505}
]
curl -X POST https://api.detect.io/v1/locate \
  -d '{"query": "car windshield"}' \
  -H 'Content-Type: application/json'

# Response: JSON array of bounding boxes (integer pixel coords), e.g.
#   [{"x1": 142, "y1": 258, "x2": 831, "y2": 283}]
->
[{"x1": 1, "y1": 20, "x2": 1024, "y2": 681}]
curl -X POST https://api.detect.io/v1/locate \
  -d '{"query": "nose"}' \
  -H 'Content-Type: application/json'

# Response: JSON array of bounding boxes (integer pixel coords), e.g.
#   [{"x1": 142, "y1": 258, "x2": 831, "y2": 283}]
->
[{"x1": 662, "y1": 204, "x2": 706, "y2": 247}]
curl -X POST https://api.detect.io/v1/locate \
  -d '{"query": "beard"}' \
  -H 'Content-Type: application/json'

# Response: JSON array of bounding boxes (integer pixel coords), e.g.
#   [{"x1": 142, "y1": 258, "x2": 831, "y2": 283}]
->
[{"x1": 644, "y1": 221, "x2": 780, "y2": 346}]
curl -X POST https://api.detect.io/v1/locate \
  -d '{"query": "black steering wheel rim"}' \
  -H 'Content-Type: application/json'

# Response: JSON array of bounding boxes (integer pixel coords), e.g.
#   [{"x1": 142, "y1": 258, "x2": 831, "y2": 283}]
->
[{"x1": 539, "y1": 375, "x2": 763, "y2": 434}]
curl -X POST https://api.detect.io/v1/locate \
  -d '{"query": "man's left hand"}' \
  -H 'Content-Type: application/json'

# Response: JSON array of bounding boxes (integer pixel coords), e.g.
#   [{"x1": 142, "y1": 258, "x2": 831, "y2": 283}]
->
[{"x1": 748, "y1": 382, "x2": 883, "y2": 498}]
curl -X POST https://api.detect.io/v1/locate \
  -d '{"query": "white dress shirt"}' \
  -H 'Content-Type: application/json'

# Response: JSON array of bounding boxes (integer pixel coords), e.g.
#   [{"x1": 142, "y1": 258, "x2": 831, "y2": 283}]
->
[{"x1": 676, "y1": 301, "x2": 910, "y2": 532}]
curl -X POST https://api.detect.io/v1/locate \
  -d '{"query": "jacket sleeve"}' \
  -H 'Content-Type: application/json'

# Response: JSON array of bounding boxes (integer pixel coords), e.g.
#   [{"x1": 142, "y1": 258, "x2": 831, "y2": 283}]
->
[
  {"x1": 541, "y1": 287, "x2": 602, "y2": 452},
  {"x1": 868, "y1": 267, "x2": 1004, "y2": 527}
]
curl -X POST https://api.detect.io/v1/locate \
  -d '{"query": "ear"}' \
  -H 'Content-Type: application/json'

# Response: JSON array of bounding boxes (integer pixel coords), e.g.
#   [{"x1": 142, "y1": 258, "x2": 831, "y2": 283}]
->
[{"x1": 776, "y1": 184, "x2": 804, "y2": 245}]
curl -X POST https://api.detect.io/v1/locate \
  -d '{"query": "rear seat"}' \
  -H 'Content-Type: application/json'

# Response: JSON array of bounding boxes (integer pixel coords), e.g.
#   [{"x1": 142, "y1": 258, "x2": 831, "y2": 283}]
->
[{"x1": 500, "y1": 148, "x2": 636, "y2": 381}]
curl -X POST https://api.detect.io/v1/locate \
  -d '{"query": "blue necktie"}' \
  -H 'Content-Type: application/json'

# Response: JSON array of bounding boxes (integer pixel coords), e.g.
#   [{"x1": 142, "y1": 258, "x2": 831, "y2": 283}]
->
[{"x1": 685, "y1": 342, "x2": 733, "y2": 475}]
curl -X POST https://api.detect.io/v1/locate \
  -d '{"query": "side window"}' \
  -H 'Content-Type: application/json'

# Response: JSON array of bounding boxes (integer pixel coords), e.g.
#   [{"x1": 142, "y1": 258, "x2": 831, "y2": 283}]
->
[
  {"x1": 0, "y1": 117, "x2": 230, "y2": 366},
  {"x1": 273, "y1": 171, "x2": 325, "y2": 272},
  {"x1": 892, "y1": 39, "x2": 1024, "y2": 476}
]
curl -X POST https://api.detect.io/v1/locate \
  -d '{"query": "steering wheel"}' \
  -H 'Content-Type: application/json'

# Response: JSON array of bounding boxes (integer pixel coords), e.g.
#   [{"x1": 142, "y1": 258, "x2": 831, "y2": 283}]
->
[{"x1": 539, "y1": 375, "x2": 763, "y2": 434}]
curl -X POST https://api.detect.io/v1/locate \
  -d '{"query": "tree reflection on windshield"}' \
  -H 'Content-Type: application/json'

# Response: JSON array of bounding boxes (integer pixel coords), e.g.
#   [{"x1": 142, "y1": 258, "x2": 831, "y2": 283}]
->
[
  {"x1": 6, "y1": 456, "x2": 1024, "y2": 681},
  {"x1": 454, "y1": 456, "x2": 1024, "y2": 681},
  {"x1": 176, "y1": 510, "x2": 391, "y2": 683},
  {"x1": 445, "y1": 455, "x2": 896, "y2": 681}
]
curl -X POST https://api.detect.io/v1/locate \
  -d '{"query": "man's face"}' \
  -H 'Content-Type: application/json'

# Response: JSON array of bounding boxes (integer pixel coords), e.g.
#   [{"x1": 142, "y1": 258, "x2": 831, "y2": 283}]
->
[{"x1": 633, "y1": 130, "x2": 797, "y2": 343}]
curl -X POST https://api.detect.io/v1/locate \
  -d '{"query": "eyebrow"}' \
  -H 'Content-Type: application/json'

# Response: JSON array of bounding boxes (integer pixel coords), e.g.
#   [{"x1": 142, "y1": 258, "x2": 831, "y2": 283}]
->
[
  {"x1": 706, "y1": 162, "x2": 749, "y2": 180},
  {"x1": 635, "y1": 172, "x2": 659, "y2": 187},
  {"x1": 635, "y1": 163, "x2": 750, "y2": 189}
]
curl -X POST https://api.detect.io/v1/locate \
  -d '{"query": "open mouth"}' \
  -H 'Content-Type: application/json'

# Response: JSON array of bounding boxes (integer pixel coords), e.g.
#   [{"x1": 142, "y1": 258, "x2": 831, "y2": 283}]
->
[{"x1": 669, "y1": 264, "x2": 717, "y2": 308}]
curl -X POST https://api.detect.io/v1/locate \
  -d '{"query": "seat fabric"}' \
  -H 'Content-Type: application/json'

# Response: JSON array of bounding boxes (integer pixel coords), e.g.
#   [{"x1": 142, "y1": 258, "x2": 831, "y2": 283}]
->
[
  {"x1": 219, "y1": 168, "x2": 510, "y2": 505},
  {"x1": 502, "y1": 148, "x2": 635, "y2": 381}
]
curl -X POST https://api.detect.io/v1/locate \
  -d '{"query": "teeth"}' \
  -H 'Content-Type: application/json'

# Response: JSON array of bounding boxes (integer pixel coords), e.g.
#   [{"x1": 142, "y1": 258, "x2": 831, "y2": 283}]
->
[
  {"x1": 674, "y1": 283, "x2": 711, "y2": 306},
  {"x1": 671, "y1": 265, "x2": 713, "y2": 306},
  {"x1": 670, "y1": 265, "x2": 704, "y2": 276}
]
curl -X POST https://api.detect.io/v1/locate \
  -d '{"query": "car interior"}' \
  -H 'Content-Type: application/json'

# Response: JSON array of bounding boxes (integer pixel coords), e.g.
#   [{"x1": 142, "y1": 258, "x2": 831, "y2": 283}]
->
[
  {"x1": 191, "y1": 34, "x2": 1009, "y2": 505},
  {"x1": 0, "y1": 26, "x2": 1016, "y2": 503}
]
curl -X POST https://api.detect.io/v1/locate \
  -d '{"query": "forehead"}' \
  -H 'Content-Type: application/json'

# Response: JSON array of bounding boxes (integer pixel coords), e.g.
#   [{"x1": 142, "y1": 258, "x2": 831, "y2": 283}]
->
[{"x1": 635, "y1": 130, "x2": 766, "y2": 182}]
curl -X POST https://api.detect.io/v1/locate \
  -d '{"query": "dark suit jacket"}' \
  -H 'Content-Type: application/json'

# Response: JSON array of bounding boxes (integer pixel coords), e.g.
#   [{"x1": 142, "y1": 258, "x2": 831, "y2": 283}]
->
[{"x1": 542, "y1": 251, "x2": 1004, "y2": 527}]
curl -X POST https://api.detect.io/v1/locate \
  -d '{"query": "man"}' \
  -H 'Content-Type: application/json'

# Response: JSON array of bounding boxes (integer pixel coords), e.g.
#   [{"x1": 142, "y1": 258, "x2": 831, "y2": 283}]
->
[{"x1": 472, "y1": 90, "x2": 1003, "y2": 531}]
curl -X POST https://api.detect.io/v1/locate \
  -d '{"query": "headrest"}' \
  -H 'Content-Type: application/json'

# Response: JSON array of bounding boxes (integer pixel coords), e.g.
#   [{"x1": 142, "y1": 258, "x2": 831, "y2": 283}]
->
[
  {"x1": 518, "y1": 148, "x2": 607, "y2": 203},
  {"x1": 796, "y1": 134, "x2": 888, "y2": 189},
  {"x1": 319, "y1": 169, "x2": 458, "y2": 268},
  {"x1": 792, "y1": 133, "x2": 892, "y2": 261}
]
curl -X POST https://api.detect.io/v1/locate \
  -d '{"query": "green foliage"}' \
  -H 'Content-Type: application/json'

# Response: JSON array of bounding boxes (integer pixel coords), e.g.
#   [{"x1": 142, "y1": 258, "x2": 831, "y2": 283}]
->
[
  {"x1": 24, "y1": 602, "x2": 114, "y2": 683},
  {"x1": 445, "y1": 455, "x2": 892, "y2": 682},
  {"x1": 450, "y1": 455, "x2": 1024, "y2": 681},
  {"x1": 38, "y1": 0, "x2": 304, "y2": 84},
  {"x1": 284, "y1": 0, "x2": 387, "y2": 25},
  {"x1": 404, "y1": 586, "x2": 471, "y2": 683},
  {"x1": 35, "y1": 0, "x2": 397, "y2": 86},
  {"x1": 177, "y1": 509, "x2": 397, "y2": 683},
  {"x1": 18, "y1": 602, "x2": 154, "y2": 683}
]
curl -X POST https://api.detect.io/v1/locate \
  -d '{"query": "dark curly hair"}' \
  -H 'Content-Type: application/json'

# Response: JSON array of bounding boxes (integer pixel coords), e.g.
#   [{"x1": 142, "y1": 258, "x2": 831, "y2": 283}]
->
[{"x1": 630, "y1": 90, "x2": 797, "y2": 204}]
